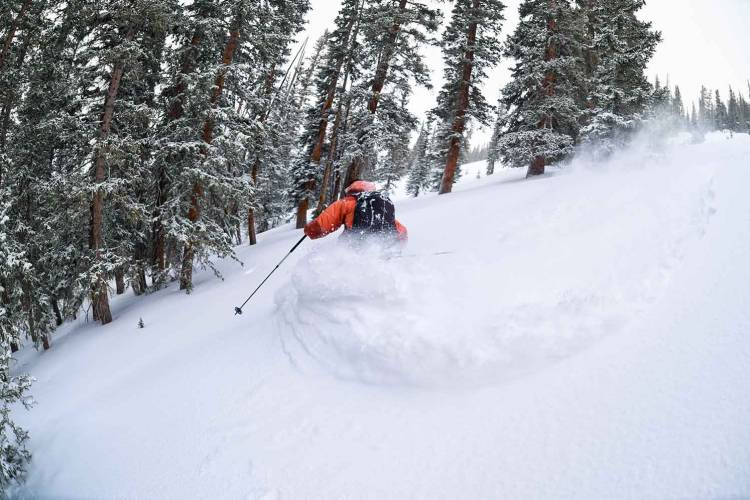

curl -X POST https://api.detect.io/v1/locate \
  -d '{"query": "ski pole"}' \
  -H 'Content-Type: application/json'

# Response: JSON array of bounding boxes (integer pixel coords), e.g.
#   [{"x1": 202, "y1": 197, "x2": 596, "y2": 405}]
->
[{"x1": 234, "y1": 234, "x2": 307, "y2": 315}]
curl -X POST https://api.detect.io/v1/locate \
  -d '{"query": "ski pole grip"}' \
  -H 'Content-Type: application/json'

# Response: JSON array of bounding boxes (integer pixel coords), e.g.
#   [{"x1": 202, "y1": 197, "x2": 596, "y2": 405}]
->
[{"x1": 290, "y1": 234, "x2": 307, "y2": 253}]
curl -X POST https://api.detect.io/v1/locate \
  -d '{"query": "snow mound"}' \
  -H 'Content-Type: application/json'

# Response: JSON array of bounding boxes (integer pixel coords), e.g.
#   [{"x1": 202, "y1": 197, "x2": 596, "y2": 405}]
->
[{"x1": 274, "y1": 250, "x2": 629, "y2": 388}]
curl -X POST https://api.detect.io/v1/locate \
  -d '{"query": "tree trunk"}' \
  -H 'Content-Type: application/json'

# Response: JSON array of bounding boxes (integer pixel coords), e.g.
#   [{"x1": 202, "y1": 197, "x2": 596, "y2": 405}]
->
[
  {"x1": 247, "y1": 207, "x2": 257, "y2": 245},
  {"x1": 247, "y1": 160, "x2": 259, "y2": 245},
  {"x1": 51, "y1": 296, "x2": 63, "y2": 326},
  {"x1": 439, "y1": 0, "x2": 479, "y2": 194},
  {"x1": 0, "y1": 0, "x2": 31, "y2": 72},
  {"x1": 332, "y1": 171, "x2": 342, "y2": 202},
  {"x1": 136, "y1": 267, "x2": 147, "y2": 295},
  {"x1": 132, "y1": 241, "x2": 148, "y2": 295},
  {"x1": 151, "y1": 160, "x2": 167, "y2": 283},
  {"x1": 90, "y1": 27, "x2": 135, "y2": 324},
  {"x1": 115, "y1": 268, "x2": 125, "y2": 295},
  {"x1": 528, "y1": 156, "x2": 545, "y2": 177},
  {"x1": 180, "y1": 9, "x2": 242, "y2": 291}
]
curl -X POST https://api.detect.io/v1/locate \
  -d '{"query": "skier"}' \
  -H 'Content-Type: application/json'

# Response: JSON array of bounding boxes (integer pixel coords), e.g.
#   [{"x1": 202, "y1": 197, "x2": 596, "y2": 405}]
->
[{"x1": 304, "y1": 180, "x2": 408, "y2": 244}]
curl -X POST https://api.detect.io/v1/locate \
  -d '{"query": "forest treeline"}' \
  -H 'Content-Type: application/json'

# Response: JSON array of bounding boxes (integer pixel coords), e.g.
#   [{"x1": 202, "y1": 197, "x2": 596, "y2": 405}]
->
[{"x1": 0, "y1": 0, "x2": 748, "y2": 487}]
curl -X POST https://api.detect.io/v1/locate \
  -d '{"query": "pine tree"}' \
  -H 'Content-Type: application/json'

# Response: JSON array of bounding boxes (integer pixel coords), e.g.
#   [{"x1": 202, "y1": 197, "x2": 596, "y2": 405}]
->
[
  {"x1": 673, "y1": 85, "x2": 684, "y2": 122},
  {"x1": 579, "y1": 0, "x2": 661, "y2": 155},
  {"x1": 0, "y1": 192, "x2": 35, "y2": 489},
  {"x1": 406, "y1": 119, "x2": 438, "y2": 196},
  {"x1": 690, "y1": 103, "x2": 698, "y2": 128},
  {"x1": 486, "y1": 98, "x2": 507, "y2": 175},
  {"x1": 339, "y1": 0, "x2": 441, "y2": 192},
  {"x1": 714, "y1": 89, "x2": 728, "y2": 130},
  {"x1": 434, "y1": 0, "x2": 505, "y2": 193},
  {"x1": 727, "y1": 86, "x2": 739, "y2": 131},
  {"x1": 498, "y1": 0, "x2": 583, "y2": 176},
  {"x1": 738, "y1": 91, "x2": 750, "y2": 133},
  {"x1": 237, "y1": 0, "x2": 311, "y2": 244},
  {"x1": 293, "y1": 0, "x2": 364, "y2": 229},
  {"x1": 698, "y1": 85, "x2": 715, "y2": 132}
]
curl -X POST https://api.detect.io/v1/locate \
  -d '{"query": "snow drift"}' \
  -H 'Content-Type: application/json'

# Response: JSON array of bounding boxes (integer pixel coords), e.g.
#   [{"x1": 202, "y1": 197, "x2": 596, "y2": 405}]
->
[{"x1": 9, "y1": 132, "x2": 750, "y2": 499}]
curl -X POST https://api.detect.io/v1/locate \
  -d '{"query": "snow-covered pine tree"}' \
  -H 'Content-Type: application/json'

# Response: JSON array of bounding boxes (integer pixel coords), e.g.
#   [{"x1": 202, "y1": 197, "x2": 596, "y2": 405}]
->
[
  {"x1": 177, "y1": 0, "x2": 253, "y2": 291},
  {"x1": 739, "y1": 91, "x2": 750, "y2": 133},
  {"x1": 498, "y1": 0, "x2": 583, "y2": 177},
  {"x1": 80, "y1": 1, "x2": 179, "y2": 317},
  {"x1": 689, "y1": 102, "x2": 698, "y2": 128},
  {"x1": 579, "y1": 0, "x2": 661, "y2": 155},
  {"x1": 433, "y1": 0, "x2": 505, "y2": 193},
  {"x1": 337, "y1": 0, "x2": 440, "y2": 193},
  {"x1": 155, "y1": 0, "x2": 308, "y2": 291},
  {"x1": 0, "y1": 190, "x2": 34, "y2": 491},
  {"x1": 406, "y1": 118, "x2": 438, "y2": 196},
  {"x1": 293, "y1": 0, "x2": 364, "y2": 229},
  {"x1": 726, "y1": 86, "x2": 739, "y2": 132},
  {"x1": 107, "y1": 1, "x2": 177, "y2": 297},
  {"x1": 4, "y1": 0, "x2": 99, "y2": 339},
  {"x1": 151, "y1": 0, "x2": 226, "y2": 287},
  {"x1": 486, "y1": 98, "x2": 507, "y2": 175},
  {"x1": 697, "y1": 85, "x2": 714, "y2": 132},
  {"x1": 372, "y1": 93, "x2": 413, "y2": 193},
  {"x1": 256, "y1": 33, "x2": 324, "y2": 233},
  {"x1": 673, "y1": 86, "x2": 685, "y2": 122},
  {"x1": 234, "y1": 0, "x2": 310, "y2": 244},
  {"x1": 714, "y1": 89, "x2": 728, "y2": 131},
  {"x1": 649, "y1": 75, "x2": 671, "y2": 111}
]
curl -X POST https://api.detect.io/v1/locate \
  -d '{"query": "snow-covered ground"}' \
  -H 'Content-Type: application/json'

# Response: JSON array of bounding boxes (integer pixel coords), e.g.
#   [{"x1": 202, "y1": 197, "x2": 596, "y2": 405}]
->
[{"x1": 10, "y1": 132, "x2": 750, "y2": 499}]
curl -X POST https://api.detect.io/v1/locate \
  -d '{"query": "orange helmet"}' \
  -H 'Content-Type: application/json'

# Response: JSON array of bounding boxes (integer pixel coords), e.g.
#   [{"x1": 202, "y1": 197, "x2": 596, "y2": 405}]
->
[{"x1": 344, "y1": 180, "x2": 377, "y2": 195}]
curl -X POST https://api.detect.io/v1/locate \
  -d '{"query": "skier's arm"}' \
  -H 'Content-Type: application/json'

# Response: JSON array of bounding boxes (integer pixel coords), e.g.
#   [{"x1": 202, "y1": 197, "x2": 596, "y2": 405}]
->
[
  {"x1": 395, "y1": 220, "x2": 408, "y2": 242},
  {"x1": 304, "y1": 200, "x2": 348, "y2": 239}
]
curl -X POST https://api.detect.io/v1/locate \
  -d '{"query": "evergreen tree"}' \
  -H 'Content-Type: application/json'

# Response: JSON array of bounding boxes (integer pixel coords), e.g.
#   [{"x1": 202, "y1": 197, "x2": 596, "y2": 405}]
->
[
  {"x1": 406, "y1": 119, "x2": 438, "y2": 196},
  {"x1": 293, "y1": 0, "x2": 364, "y2": 228},
  {"x1": 726, "y1": 86, "x2": 739, "y2": 131},
  {"x1": 714, "y1": 89, "x2": 728, "y2": 130},
  {"x1": 579, "y1": 0, "x2": 661, "y2": 155},
  {"x1": 0, "y1": 194, "x2": 35, "y2": 490},
  {"x1": 498, "y1": 0, "x2": 583, "y2": 176},
  {"x1": 433, "y1": 0, "x2": 505, "y2": 193},
  {"x1": 690, "y1": 103, "x2": 698, "y2": 128},
  {"x1": 697, "y1": 85, "x2": 714, "y2": 131},
  {"x1": 486, "y1": 99, "x2": 507, "y2": 175},
  {"x1": 672, "y1": 85, "x2": 684, "y2": 121},
  {"x1": 738, "y1": 91, "x2": 750, "y2": 133},
  {"x1": 340, "y1": 0, "x2": 441, "y2": 192}
]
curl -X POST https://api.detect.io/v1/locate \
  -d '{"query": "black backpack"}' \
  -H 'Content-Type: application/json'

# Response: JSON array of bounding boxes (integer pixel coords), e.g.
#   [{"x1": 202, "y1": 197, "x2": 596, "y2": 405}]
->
[{"x1": 351, "y1": 191, "x2": 397, "y2": 236}]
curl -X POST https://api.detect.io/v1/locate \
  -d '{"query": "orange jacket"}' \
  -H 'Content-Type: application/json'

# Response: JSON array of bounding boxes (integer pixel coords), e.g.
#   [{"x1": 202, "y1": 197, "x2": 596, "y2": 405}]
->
[{"x1": 304, "y1": 181, "x2": 408, "y2": 241}]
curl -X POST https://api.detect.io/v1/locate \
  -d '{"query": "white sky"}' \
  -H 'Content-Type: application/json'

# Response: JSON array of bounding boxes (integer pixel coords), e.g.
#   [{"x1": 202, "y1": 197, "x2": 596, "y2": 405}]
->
[{"x1": 299, "y1": 0, "x2": 750, "y2": 144}]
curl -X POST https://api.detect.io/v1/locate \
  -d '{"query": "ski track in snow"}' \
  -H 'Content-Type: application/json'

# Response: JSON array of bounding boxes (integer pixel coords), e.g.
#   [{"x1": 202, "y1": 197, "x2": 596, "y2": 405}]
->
[{"x1": 8, "y1": 132, "x2": 750, "y2": 499}]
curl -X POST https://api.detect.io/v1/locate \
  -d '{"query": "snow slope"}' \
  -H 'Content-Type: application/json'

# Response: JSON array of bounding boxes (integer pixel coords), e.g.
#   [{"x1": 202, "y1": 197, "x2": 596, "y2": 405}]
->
[{"x1": 10, "y1": 133, "x2": 750, "y2": 499}]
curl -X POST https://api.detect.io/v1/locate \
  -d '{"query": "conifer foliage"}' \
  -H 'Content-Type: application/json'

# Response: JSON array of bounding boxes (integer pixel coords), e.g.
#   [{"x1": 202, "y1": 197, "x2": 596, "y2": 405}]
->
[
  {"x1": 497, "y1": 0, "x2": 583, "y2": 177},
  {"x1": 578, "y1": 0, "x2": 661, "y2": 155}
]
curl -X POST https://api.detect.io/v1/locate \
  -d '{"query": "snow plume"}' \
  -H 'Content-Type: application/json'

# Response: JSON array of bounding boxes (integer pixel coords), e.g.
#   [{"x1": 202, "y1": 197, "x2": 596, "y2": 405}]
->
[{"x1": 275, "y1": 132, "x2": 721, "y2": 389}]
